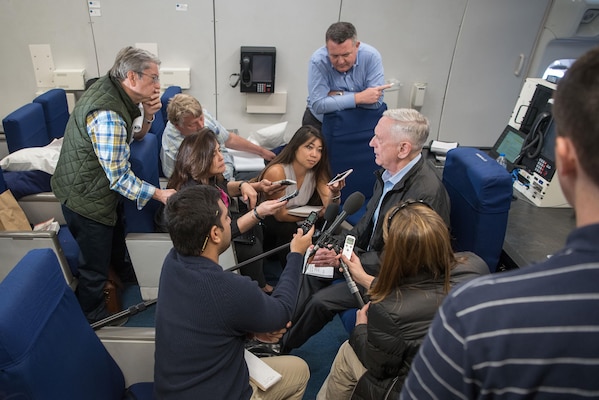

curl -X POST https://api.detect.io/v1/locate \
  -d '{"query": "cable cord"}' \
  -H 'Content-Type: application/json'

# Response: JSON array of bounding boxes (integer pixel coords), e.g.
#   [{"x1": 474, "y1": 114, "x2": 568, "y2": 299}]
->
[{"x1": 521, "y1": 112, "x2": 551, "y2": 160}]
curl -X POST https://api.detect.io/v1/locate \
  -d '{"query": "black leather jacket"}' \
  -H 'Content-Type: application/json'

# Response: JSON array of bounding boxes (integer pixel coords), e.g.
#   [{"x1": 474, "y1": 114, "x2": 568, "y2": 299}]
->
[
  {"x1": 349, "y1": 155, "x2": 450, "y2": 277},
  {"x1": 349, "y1": 252, "x2": 489, "y2": 400}
]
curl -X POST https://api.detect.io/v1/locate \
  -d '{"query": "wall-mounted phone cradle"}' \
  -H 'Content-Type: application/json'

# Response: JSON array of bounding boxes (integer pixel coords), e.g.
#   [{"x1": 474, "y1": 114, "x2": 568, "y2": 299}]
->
[
  {"x1": 240, "y1": 46, "x2": 276, "y2": 93},
  {"x1": 410, "y1": 82, "x2": 427, "y2": 108}
]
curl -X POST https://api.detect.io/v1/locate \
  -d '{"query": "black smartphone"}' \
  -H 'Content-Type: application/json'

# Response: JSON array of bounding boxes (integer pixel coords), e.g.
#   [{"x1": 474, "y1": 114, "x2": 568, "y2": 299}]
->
[
  {"x1": 300, "y1": 211, "x2": 319, "y2": 233},
  {"x1": 278, "y1": 190, "x2": 299, "y2": 202},
  {"x1": 273, "y1": 179, "x2": 296, "y2": 186}
]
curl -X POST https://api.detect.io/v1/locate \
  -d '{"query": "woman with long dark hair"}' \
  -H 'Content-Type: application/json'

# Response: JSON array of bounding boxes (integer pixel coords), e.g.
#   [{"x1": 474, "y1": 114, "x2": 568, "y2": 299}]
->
[
  {"x1": 258, "y1": 125, "x2": 343, "y2": 265},
  {"x1": 156, "y1": 128, "x2": 285, "y2": 293}
]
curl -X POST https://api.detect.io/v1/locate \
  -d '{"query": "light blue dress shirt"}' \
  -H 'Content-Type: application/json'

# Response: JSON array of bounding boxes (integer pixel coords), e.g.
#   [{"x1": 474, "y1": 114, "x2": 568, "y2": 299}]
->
[
  {"x1": 306, "y1": 42, "x2": 385, "y2": 122},
  {"x1": 369, "y1": 154, "x2": 422, "y2": 249}
]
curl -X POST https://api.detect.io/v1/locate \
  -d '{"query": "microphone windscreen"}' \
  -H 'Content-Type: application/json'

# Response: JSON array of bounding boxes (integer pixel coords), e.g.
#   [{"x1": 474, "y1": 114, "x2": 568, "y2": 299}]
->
[
  {"x1": 342, "y1": 192, "x2": 365, "y2": 215},
  {"x1": 323, "y1": 203, "x2": 339, "y2": 225}
]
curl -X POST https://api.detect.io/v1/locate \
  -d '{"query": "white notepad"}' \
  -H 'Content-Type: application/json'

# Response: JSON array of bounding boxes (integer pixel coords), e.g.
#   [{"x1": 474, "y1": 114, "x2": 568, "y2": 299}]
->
[{"x1": 244, "y1": 349, "x2": 282, "y2": 391}]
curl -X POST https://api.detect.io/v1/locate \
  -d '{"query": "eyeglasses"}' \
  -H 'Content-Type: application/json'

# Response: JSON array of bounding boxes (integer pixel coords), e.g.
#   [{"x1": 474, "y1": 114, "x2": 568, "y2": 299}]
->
[
  {"x1": 386, "y1": 199, "x2": 433, "y2": 231},
  {"x1": 138, "y1": 72, "x2": 160, "y2": 84}
]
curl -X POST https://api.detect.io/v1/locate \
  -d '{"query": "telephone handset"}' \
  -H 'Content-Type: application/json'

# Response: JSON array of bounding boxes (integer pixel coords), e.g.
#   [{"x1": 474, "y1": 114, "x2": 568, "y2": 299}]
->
[
  {"x1": 521, "y1": 111, "x2": 551, "y2": 160},
  {"x1": 241, "y1": 56, "x2": 252, "y2": 88}
]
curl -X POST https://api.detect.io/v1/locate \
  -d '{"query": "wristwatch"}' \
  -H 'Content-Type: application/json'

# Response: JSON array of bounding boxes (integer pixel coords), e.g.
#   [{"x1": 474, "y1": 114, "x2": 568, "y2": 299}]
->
[{"x1": 335, "y1": 91, "x2": 344, "y2": 96}]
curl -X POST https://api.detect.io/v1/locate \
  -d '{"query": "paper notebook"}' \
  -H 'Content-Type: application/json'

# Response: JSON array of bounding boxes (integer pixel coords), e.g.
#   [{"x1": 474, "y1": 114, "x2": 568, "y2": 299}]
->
[{"x1": 244, "y1": 349, "x2": 282, "y2": 391}]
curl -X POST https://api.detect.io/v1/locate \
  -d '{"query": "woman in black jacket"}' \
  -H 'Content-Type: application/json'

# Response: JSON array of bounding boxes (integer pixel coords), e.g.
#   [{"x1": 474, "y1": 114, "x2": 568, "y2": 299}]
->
[{"x1": 317, "y1": 200, "x2": 489, "y2": 400}]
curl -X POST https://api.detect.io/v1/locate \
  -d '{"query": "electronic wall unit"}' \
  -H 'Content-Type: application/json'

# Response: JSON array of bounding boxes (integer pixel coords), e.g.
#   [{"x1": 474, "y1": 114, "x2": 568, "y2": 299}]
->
[
  {"x1": 240, "y1": 46, "x2": 276, "y2": 93},
  {"x1": 509, "y1": 78, "x2": 556, "y2": 133},
  {"x1": 512, "y1": 118, "x2": 571, "y2": 208},
  {"x1": 160, "y1": 67, "x2": 190, "y2": 89},
  {"x1": 488, "y1": 125, "x2": 526, "y2": 172},
  {"x1": 513, "y1": 169, "x2": 570, "y2": 208},
  {"x1": 53, "y1": 68, "x2": 86, "y2": 90}
]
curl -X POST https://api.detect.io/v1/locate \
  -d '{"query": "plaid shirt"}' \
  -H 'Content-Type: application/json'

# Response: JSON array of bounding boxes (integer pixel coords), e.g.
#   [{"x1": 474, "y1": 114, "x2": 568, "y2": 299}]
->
[{"x1": 87, "y1": 110, "x2": 155, "y2": 209}]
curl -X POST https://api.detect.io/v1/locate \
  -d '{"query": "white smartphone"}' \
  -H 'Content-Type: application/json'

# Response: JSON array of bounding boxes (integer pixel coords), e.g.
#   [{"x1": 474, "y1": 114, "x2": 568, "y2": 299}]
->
[
  {"x1": 341, "y1": 235, "x2": 356, "y2": 259},
  {"x1": 327, "y1": 169, "x2": 353, "y2": 186}
]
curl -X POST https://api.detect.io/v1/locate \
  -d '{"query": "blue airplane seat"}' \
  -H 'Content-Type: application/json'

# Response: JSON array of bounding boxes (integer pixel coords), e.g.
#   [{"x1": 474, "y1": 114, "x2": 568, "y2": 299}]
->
[
  {"x1": 125, "y1": 133, "x2": 161, "y2": 233},
  {"x1": 160, "y1": 85, "x2": 182, "y2": 122},
  {"x1": 33, "y1": 88, "x2": 70, "y2": 140},
  {"x1": 442, "y1": 147, "x2": 513, "y2": 272},
  {"x1": 0, "y1": 248, "x2": 153, "y2": 398},
  {"x1": 2, "y1": 102, "x2": 51, "y2": 153}
]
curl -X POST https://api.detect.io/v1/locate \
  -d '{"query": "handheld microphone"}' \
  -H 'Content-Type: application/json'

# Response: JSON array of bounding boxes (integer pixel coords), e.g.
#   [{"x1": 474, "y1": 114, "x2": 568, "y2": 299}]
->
[
  {"x1": 311, "y1": 192, "x2": 365, "y2": 255},
  {"x1": 340, "y1": 259, "x2": 365, "y2": 308},
  {"x1": 320, "y1": 203, "x2": 339, "y2": 234}
]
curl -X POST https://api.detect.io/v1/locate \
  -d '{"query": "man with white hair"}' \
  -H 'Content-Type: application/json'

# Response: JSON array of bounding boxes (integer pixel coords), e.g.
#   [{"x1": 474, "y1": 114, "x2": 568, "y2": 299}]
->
[{"x1": 281, "y1": 108, "x2": 451, "y2": 353}]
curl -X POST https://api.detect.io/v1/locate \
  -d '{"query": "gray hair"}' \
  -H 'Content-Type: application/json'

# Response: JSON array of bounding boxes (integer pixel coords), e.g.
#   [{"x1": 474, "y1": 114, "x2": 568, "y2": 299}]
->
[
  {"x1": 325, "y1": 22, "x2": 357, "y2": 44},
  {"x1": 108, "y1": 46, "x2": 161, "y2": 81},
  {"x1": 383, "y1": 108, "x2": 430, "y2": 151}
]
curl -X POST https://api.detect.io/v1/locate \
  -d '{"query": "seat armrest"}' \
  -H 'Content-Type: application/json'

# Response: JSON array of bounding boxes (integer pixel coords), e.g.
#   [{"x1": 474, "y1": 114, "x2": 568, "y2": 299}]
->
[
  {"x1": 18, "y1": 192, "x2": 66, "y2": 225},
  {"x1": 127, "y1": 233, "x2": 237, "y2": 300},
  {"x1": 97, "y1": 327, "x2": 155, "y2": 386},
  {"x1": 0, "y1": 230, "x2": 76, "y2": 289}
]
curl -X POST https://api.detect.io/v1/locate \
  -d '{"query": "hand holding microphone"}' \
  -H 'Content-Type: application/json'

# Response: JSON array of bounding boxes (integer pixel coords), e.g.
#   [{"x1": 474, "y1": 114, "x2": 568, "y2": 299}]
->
[
  {"x1": 339, "y1": 234, "x2": 364, "y2": 307},
  {"x1": 311, "y1": 191, "x2": 365, "y2": 257}
]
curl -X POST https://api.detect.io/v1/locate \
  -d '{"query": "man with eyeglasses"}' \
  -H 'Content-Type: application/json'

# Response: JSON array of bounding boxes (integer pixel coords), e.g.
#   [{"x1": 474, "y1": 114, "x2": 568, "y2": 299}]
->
[
  {"x1": 303, "y1": 21, "x2": 393, "y2": 130},
  {"x1": 280, "y1": 108, "x2": 451, "y2": 353},
  {"x1": 52, "y1": 46, "x2": 176, "y2": 324}
]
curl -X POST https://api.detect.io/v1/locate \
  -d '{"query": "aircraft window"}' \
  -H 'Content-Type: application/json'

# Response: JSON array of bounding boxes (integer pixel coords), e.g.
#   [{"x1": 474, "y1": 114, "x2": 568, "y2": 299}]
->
[{"x1": 542, "y1": 59, "x2": 575, "y2": 84}]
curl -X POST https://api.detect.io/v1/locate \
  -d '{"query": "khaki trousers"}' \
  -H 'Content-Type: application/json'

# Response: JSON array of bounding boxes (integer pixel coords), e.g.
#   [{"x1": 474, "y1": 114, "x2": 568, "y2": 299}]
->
[
  {"x1": 250, "y1": 355, "x2": 310, "y2": 400},
  {"x1": 316, "y1": 340, "x2": 367, "y2": 400}
]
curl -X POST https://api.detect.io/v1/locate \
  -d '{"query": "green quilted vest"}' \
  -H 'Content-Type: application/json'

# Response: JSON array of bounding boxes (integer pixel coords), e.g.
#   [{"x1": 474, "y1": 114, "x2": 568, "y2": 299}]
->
[{"x1": 51, "y1": 75, "x2": 141, "y2": 226}]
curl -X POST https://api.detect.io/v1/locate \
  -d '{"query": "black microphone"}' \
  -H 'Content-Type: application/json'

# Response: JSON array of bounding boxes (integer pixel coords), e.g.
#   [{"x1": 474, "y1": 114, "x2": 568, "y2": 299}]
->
[
  {"x1": 320, "y1": 203, "x2": 339, "y2": 234},
  {"x1": 311, "y1": 192, "x2": 365, "y2": 255}
]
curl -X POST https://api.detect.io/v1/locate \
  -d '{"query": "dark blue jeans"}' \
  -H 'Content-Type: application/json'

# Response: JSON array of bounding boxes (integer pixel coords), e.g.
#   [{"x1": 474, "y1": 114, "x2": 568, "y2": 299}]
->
[{"x1": 62, "y1": 201, "x2": 134, "y2": 322}]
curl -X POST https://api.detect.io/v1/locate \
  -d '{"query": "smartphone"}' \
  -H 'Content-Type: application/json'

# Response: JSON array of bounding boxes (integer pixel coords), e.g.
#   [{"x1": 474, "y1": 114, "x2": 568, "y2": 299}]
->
[
  {"x1": 278, "y1": 190, "x2": 299, "y2": 202},
  {"x1": 300, "y1": 211, "x2": 319, "y2": 234},
  {"x1": 327, "y1": 169, "x2": 353, "y2": 186},
  {"x1": 273, "y1": 179, "x2": 296, "y2": 186},
  {"x1": 341, "y1": 235, "x2": 356, "y2": 259}
]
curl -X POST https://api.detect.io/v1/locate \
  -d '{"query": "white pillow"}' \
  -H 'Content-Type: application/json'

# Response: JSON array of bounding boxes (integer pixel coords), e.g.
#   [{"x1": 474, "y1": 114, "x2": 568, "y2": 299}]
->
[
  {"x1": 0, "y1": 138, "x2": 63, "y2": 174},
  {"x1": 248, "y1": 121, "x2": 288, "y2": 149}
]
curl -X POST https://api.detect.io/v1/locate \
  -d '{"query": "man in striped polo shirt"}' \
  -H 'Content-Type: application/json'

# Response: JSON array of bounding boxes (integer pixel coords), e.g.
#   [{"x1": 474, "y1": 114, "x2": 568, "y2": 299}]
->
[{"x1": 401, "y1": 45, "x2": 599, "y2": 399}]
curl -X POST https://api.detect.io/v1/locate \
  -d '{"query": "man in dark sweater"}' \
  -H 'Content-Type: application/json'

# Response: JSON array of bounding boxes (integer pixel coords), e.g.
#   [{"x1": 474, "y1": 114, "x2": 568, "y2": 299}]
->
[{"x1": 154, "y1": 185, "x2": 313, "y2": 399}]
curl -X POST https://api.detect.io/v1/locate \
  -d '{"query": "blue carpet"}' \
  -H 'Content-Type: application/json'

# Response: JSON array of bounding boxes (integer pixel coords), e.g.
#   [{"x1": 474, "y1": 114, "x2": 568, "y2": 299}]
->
[{"x1": 291, "y1": 316, "x2": 348, "y2": 399}]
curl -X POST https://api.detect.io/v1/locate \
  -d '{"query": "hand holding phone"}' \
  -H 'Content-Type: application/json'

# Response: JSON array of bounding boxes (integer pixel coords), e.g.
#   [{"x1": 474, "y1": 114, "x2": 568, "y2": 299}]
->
[{"x1": 328, "y1": 169, "x2": 353, "y2": 186}]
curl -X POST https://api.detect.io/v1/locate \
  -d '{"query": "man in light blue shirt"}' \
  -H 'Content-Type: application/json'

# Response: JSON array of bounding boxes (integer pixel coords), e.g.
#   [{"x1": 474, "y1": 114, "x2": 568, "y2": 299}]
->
[{"x1": 303, "y1": 22, "x2": 392, "y2": 129}]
